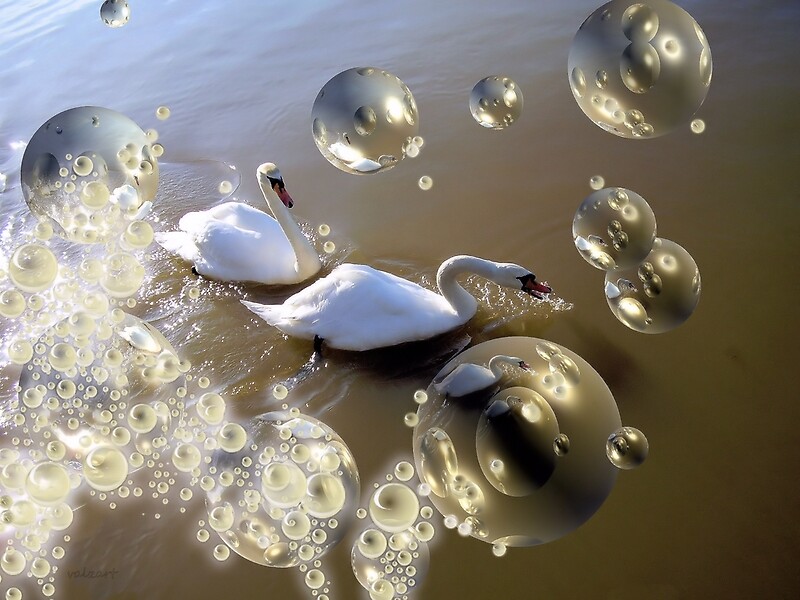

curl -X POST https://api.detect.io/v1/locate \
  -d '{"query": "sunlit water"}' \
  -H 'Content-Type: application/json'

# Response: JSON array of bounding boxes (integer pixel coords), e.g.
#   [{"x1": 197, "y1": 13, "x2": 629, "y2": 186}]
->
[{"x1": 0, "y1": 1, "x2": 799, "y2": 599}]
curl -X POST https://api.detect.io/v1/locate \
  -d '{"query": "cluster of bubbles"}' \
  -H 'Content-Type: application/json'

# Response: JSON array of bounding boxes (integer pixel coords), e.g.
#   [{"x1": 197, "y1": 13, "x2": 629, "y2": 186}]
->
[
  {"x1": 350, "y1": 461, "x2": 434, "y2": 600},
  {"x1": 203, "y1": 408, "x2": 360, "y2": 575},
  {"x1": 572, "y1": 186, "x2": 701, "y2": 333},
  {"x1": 412, "y1": 336, "x2": 648, "y2": 553},
  {"x1": 469, "y1": 76, "x2": 523, "y2": 130},
  {"x1": 20, "y1": 106, "x2": 160, "y2": 243},
  {"x1": 0, "y1": 105, "x2": 371, "y2": 599},
  {"x1": 311, "y1": 68, "x2": 420, "y2": 175},
  {"x1": 100, "y1": 0, "x2": 130, "y2": 29},
  {"x1": 568, "y1": 0, "x2": 712, "y2": 138}
]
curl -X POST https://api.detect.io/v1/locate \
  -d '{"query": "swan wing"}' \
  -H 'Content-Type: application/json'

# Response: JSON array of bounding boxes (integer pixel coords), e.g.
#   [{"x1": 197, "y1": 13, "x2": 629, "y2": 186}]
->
[
  {"x1": 159, "y1": 203, "x2": 298, "y2": 282},
  {"x1": 244, "y1": 264, "x2": 464, "y2": 350},
  {"x1": 433, "y1": 363, "x2": 495, "y2": 397}
]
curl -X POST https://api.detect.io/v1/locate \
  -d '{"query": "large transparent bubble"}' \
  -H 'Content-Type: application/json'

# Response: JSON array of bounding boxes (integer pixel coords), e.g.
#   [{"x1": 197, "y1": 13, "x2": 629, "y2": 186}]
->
[
  {"x1": 16, "y1": 310, "x2": 186, "y2": 465},
  {"x1": 469, "y1": 76, "x2": 523, "y2": 129},
  {"x1": 204, "y1": 410, "x2": 360, "y2": 568},
  {"x1": 604, "y1": 237, "x2": 701, "y2": 333},
  {"x1": 311, "y1": 67, "x2": 419, "y2": 174},
  {"x1": 573, "y1": 187, "x2": 657, "y2": 270},
  {"x1": 568, "y1": 0, "x2": 712, "y2": 138},
  {"x1": 413, "y1": 337, "x2": 622, "y2": 547},
  {"x1": 20, "y1": 106, "x2": 159, "y2": 242}
]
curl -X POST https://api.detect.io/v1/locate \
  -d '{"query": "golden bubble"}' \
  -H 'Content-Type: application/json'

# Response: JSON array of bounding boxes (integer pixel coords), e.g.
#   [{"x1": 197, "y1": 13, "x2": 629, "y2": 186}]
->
[
  {"x1": 156, "y1": 106, "x2": 171, "y2": 120},
  {"x1": 9, "y1": 243, "x2": 58, "y2": 293},
  {"x1": 317, "y1": 224, "x2": 331, "y2": 236},
  {"x1": 0, "y1": 289, "x2": 26, "y2": 317},
  {"x1": 218, "y1": 180, "x2": 233, "y2": 195},
  {"x1": 73, "y1": 155, "x2": 94, "y2": 177},
  {"x1": 323, "y1": 241, "x2": 336, "y2": 254},
  {"x1": 83, "y1": 446, "x2": 128, "y2": 492},
  {"x1": 81, "y1": 180, "x2": 110, "y2": 209}
]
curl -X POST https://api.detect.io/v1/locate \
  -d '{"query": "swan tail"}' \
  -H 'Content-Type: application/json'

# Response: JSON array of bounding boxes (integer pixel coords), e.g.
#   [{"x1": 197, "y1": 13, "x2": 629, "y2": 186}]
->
[
  {"x1": 154, "y1": 231, "x2": 198, "y2": 263},
  {"x1": 241, "y1": 300, "x2": 286, "y2": 327}
]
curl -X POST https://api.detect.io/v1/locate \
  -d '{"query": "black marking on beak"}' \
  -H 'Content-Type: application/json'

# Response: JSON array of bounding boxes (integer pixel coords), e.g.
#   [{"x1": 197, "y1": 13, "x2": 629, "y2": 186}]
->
[{"x1": 518, "y1": 273, "x2": 552, "y2": 299}]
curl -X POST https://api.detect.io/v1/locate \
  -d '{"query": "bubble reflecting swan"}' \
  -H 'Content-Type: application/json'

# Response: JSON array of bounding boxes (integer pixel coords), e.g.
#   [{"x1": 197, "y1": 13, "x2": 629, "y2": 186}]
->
[
  {"x1": 311, "y1": 67, "x2": 419, "y2": 174},
  {"x1": 604, "y1": 237, "x2": 701, "y2": 333}
]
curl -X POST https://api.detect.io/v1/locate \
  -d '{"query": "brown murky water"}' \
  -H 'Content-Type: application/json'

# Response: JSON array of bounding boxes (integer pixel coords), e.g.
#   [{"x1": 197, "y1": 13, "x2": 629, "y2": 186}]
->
[{"x1": 0, "y1": 0, "x2": 798, "y2": 598}]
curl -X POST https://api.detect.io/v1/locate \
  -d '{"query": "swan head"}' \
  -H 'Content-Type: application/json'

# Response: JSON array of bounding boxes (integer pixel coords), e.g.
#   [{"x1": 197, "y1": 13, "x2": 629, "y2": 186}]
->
[
  {"x1": 495, "y1": 264, "x2": 552, "y2": 299},
  {"x1": 257, "y1": 162, "x2": 294, "y2": 208}
]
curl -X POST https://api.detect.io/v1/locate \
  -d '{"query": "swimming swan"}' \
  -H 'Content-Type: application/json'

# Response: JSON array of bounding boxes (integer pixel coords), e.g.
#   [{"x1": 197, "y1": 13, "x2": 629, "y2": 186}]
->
[
  {"x1": 241, "y1": 255, "x2": 551, "y2": 351},
  {"x1": 155, "y1": 163, "x2": 322, "y2": 284},
  {"x1": 433, "y1": 355, "x2": 530, "y2": 398}
]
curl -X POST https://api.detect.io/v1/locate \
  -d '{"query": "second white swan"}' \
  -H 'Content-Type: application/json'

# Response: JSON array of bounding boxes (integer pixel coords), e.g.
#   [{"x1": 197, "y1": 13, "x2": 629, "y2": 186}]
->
[
  {"x1": 241, "y1": 255, "x2": 551, "y2": 351},
  {"x1": 155, "y1": 163, "x2": 322, "y2": 285}
]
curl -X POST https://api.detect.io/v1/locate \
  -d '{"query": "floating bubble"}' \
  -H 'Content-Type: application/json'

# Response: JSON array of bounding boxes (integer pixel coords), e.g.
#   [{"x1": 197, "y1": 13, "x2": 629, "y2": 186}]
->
[
  {"x1": 604, "y1": 237, "x2": 700, "y2": 333},
  {"x1": 311, "y1": 67, "x2": 419, "y2": 174},
  {"x1": 25, "y1": 462, "x2": 71, "y2": 506},
  {"x1": 156, "y1": 106, "x2": 171, "y2": 120},
  {"x1": 317, "y1": 224, "x2": 331, "y2": 237},
  {"x1": 323, "y1": 241, "x2": 336, "y2": 254},
  {"x1": 589, "y1": 175, "x2": 605, "y2": 190},
  {"x1": 418, "y1": 175, "x2": 433, "y2": 191},
  {"x1": 8, "y1": 243, "x2": 58, "y2": 292},
  {"x1": 690, "y1": 118, "x2": 706, "y2": 134},
  {"x1": 100, "y1": 0, "x2": 130, "y2": 28},
  {"x1": 606, "y1": 427, "x2": 649, "y2": 469},
  {"x1": 83, "y1": 446, "x2": 128, "y2": 491},
  {"x1": 568, "y1": 0, "x2": 712, "y2": 138},
  {"x1": 21, "y1": 106, "x2": 158, "y2": 242},
  {"x1": 573, "y1": 187, "x2": 657, "y2": 270},
  {"x1": 476, "y1": 387, "x2": 561, "y2": 496},
  {"x1": 414, "y1": 336, "x2": 622, "y2": 546},
  {"x1": 204, "y1": 411, "x2": 359, "y2": 568},
  {"x1": 368, "y1": 483, "x2": 419, "y2": 533},
  {"x1": 352, "y1": 529, "x2": 430, "y2": 594},
  {"x1": 469, "y1": 76, "x2": 523, "y2": 129},
  {"x1": 218, "y1": 180, "x2": 233, "y2": 195}
]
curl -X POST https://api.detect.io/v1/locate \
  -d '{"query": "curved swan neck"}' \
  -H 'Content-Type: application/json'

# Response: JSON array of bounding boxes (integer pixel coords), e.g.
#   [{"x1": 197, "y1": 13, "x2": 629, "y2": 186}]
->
[
  {"x1": 259, "y1": 181, "x2": 321, "y2": 280},
  {"x1": 436, "y1": 255, "x2": 502, "y2": 319},
  {"x1": 488, "y1": 355, "x2": 517, "y2": 378}
]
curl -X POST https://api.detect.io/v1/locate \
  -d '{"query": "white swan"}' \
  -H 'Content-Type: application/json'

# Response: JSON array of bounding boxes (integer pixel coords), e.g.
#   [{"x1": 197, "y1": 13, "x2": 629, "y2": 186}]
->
[
  {"x1": 155, "y1": 163, "x2": 322, "y2": 284},
  {"x1": 241, "y1": 255, "x2": 552, "y2": 351},
  {"x1": 433, "y1": 355, "x2": 530, "y2": 398}
]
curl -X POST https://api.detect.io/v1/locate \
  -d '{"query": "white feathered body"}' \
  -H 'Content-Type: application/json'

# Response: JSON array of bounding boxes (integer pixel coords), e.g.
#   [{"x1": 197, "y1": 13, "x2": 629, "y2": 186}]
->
[
  {"x1": 155, "y1": 202, "x2": 302, "y2": 284},
  {"x1": 242, "y1": 264, "x2": 473, "y2": 351}
]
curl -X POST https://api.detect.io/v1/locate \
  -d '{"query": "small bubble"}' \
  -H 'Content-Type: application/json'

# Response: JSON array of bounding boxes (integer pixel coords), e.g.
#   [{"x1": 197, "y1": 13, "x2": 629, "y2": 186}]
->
[
  {"x1": 317, "y1": 223, "x2": 331, "y2": 237},
  {"x1": 418, "y1": 176, "x2": 433, "y2": 191},
  {"x1": 156, "y1": 106, "x2": 171, "y2": 120},
  {"x1": 323, "y1": 241, "x2": 336, "y2": 254},
  {"x1": 218, "y1": 180, "x2": 233, "y2": 195},
  {"x1": 690, "y1": 119, "x2": 706, "y2": 134},
  {"x1": 589, "y1": 175, "x2": 605, "y2": 190}
]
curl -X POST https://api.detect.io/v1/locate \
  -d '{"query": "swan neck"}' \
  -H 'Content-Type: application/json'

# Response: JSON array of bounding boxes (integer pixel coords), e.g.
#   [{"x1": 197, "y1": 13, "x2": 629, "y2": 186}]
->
[
  {"x1": 260, "y1": 183, "x2": 321, "y2": 280},
  {"x1": 436, "y1": 255, "x2": 499, "y2": 319},
  {"x1": 488, "y1": 355, "x2": 515, "y2": 379}
]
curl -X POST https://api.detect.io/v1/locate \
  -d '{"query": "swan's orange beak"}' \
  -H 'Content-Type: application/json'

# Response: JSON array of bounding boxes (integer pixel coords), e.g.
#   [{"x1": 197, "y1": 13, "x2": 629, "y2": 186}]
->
[
  {"x1": 273, "y1": 182, "x2": 294, "y2": 208},
  {"x1": 519, "y1": 274, "x2": 552, "y2": 299}
]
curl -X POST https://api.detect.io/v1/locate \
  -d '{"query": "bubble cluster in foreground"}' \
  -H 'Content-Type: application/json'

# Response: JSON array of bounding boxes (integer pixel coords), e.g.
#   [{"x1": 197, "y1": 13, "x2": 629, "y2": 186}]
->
[
  {"x1": 413, "y1": 336, "x2": 635, "y2": 548},
  {"x1": 351, "y1": 461, "x2": 434, "y2": 600},
  {"x1": 604, "y1": 237, "x2": 700, "y2": 333},
  {"x1": 469, "y1": 76, "x2": 523, "y2": 129},
  {"x1": 205, "y1": 410, "x2": 360, "y2": 568},
  {"x1": 311, "y1": 67, "x2": 419, "y2": 174},
  {"x1": 573, "y1": 187, "x2": 657, "y2": 271},
  {"x1": 568, "y1": 0, "x2": 712, "y2": 138},
  {"x1": 20, "y1": 106, "x2": 159, "y2": 242}
]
